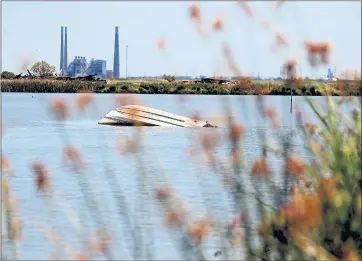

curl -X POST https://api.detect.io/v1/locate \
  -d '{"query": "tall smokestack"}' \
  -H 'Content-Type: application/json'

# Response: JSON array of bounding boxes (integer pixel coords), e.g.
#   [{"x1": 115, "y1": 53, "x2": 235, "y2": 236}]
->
[
  {"x1": 113, "y1": 26, "x2": 120, "y2": 79},
  {"x1": 64, "y1": 27, "x2": 68, "y2": 76},
  {"x1": 60, "y1": 26, "x2": 64, "y2": 76}
]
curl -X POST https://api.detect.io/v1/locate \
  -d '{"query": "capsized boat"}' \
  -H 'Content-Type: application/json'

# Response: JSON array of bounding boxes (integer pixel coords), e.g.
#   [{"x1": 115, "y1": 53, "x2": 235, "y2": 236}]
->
[{"x1": 98, "y1": 105, "x2": 217, "y2": 127}]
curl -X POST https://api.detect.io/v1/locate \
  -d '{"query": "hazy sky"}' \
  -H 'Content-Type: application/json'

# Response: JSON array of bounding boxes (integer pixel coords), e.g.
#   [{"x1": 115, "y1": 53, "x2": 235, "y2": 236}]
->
[{"x1": 2, "y1": 1, "x2": 361, "y2": 78}]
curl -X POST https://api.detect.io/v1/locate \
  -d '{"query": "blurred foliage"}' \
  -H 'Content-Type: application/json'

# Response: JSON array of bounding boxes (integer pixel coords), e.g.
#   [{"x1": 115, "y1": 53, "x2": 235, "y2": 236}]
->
[
  {"x1": 253, "y1": 96, "x2": 362, "y2": 261},
  {"x1": 2, "y1": 91, "x2": 361, "y2": 261}
]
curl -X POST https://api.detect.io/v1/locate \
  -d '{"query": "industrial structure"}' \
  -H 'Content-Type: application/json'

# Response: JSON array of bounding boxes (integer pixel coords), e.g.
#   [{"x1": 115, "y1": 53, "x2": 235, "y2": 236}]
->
[
  {"x1": 64, "y1": 27, "x2": 68, "y2": 75},
  {"x1": 327, "y1": 68, "x2": 335, "y2": 80},
  {"x1": 88, "y1": 59, "x2": 107, "y2": 78},
  {"x1": 64, "y1": 56, "x2": 107, "y2": 78},
  {"x1": 67, "y1": 56, "x2": 88, "y2": 77},
  {"x1": 59, "y1": 26, "x2": 68, "y2": 76},
  {"x1": 60, "y1": 27, "x2": 64, "y2": 75},
  {"x1": 106, "y1": 70, "x2": 113, "y2": 79},
  {"x1": 113, "y1": 26, "x2": 120, "y2": 79},
  {"x1": 58, "y1": 25, "x2": 119, "y2": 79}
]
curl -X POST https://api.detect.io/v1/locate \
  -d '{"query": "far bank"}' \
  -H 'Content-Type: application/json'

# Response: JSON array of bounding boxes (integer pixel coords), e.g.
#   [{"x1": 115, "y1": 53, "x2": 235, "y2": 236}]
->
[{"x1": 1, "y1": 79, "x2": 361, "y2": 96}]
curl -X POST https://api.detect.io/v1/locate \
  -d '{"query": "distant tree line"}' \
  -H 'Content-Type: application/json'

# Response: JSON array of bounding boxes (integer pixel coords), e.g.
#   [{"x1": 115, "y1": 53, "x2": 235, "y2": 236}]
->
[{"x1": 1, "y1": 78, "x2": 360, "y2": 96}]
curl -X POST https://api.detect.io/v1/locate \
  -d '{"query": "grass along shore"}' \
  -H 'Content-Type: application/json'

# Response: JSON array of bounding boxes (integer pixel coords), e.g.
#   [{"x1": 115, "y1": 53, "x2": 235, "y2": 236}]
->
[{"x1": 1, "y1": 79, "x2": 361, "y2": 96}]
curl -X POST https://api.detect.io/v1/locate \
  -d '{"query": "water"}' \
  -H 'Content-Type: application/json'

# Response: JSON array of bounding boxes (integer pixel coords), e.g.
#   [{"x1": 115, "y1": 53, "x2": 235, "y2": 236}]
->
[{"x1": 1, "y1": 93, "x2": 356, "y2": 260}]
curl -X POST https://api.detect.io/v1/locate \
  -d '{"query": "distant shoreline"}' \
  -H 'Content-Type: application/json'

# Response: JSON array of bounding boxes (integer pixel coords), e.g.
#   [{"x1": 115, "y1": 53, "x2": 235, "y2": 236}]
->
[{"x1": 1, "y1": 79, "x2": 361, "y2": 96}]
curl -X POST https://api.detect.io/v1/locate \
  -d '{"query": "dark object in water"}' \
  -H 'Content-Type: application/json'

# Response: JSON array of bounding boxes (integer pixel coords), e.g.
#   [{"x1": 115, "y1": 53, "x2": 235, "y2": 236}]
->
[
  {"x1": 214, "y1": 250, "x2": 222, "y2": 257},
  {"x1": 98, "y1": 105, "x2": 217, "y2": 127}
]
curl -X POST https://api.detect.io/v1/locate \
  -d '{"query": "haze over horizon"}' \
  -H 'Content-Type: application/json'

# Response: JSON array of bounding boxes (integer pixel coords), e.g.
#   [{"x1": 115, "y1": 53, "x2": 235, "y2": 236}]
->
[{"x1": 2, "y1": 1, "x2": 361, "y2": 78}]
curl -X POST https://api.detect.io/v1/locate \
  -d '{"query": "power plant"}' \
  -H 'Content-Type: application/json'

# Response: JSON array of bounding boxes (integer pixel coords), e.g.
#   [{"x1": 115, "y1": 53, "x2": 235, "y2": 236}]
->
[{"x1": 59, "y1": 26, "x2": 120, "y2": 79}]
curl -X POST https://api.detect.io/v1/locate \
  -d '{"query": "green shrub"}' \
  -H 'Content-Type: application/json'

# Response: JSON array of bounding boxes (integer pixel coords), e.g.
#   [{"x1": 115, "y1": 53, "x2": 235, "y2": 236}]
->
[
  {"x1": 1, "y1": 79, "x2": 360, "y2": 96},
  {"x1": 1, "y1": 71, "x2": 15, "y2": 79}
]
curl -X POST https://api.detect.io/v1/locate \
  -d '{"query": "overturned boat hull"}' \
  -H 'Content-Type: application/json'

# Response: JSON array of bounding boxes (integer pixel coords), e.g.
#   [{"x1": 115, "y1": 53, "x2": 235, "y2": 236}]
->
[{"x1": 98, "y1": 105, "x2": 216, "y2": 127}]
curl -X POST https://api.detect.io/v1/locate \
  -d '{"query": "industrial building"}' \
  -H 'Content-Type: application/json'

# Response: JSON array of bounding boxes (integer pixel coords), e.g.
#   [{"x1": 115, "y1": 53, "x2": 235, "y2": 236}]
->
[
  {"x1": 88, "y1": 59, "x2": 107, "y2": 78},
  {"x1": 67, "y1": 56, "x2": 88, "y2": 77},
  {"x1": 106, "y1": 70, "x2": 113, "y2": 79},
  {"x1": 59, "y1": 26, "x2": 120, "y2": 79},
  {"x1": 65, "y1": 57, "x2": 106, "y2": 78}
]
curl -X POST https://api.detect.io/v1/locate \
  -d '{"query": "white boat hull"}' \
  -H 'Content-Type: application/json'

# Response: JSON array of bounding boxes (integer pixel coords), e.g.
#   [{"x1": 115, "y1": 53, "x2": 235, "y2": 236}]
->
[{"x1": 98, "y1": 105, "x2": 216, "y2": 127}]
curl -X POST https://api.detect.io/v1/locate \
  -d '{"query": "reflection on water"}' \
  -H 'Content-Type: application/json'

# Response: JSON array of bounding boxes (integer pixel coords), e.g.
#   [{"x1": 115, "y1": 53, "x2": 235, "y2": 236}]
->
[{"x1": 1, "y1": 93, "x2": 352, "y2": 260}]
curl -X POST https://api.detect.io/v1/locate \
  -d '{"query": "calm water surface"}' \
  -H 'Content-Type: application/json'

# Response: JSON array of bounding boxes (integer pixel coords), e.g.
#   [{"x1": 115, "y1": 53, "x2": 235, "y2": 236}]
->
[{"x1": 1, "y1": 93, "x2": 352, "y2": 260}]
